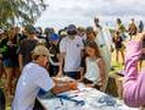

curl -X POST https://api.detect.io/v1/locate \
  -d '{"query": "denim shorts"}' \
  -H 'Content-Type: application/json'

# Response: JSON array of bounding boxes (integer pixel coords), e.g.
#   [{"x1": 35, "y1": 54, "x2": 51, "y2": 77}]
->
[
  {"x1": 3, "y1": 59, "x2": 18, "y2": 67},
  {"x1": 64, "y1": 71, "x2": 80, "y2": 80}
]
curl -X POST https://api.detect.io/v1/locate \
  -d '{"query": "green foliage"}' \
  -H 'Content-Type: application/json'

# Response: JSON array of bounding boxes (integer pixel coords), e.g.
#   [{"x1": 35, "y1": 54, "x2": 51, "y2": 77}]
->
[{"x1": 0, "y1": 0, "x2": 47, "y2": 28}]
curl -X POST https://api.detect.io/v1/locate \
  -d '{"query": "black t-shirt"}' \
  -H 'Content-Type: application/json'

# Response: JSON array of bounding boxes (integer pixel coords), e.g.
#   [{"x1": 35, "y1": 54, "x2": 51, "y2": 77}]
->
[
  {"x1": 19, "y1": 39, "x2": 38, "y2": 66},
  {"x1": 0, "y1": 38, "x2": 9, "y2": 59},
  {"x1": 17, "y1": 33, "x2": 27, "y2": 44},
  {"x1": 0, "y1": 38, "x2": 18, "y2": 61}
]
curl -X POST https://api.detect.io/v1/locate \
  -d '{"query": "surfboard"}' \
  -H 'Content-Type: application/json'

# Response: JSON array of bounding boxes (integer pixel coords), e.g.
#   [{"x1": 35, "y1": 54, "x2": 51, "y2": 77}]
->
[{"x1": 95, "y1": 27, "x2": 112, "y2": 73}]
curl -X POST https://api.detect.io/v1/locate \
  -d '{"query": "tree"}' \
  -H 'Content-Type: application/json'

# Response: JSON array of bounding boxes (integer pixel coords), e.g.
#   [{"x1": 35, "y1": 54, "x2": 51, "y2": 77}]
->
[{"x1": 0, "y1": 0, "x2": 47, "y2": 28}]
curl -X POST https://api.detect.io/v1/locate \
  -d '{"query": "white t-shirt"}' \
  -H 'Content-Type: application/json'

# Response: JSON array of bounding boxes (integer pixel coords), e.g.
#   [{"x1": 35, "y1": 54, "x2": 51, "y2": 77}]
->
[
  {"x1": 12, "y1": 62, "x2": 54, "y2": 110},
  {"x1": 85, "y1": 58, "x2": 101, "y2": 84},
  {"x1": 60, "y1": 36, "x2": 84, "y2": 72}
]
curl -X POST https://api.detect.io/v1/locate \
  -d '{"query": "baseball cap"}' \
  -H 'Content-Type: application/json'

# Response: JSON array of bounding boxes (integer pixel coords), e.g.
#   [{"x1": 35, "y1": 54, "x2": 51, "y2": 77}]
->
[
  {"x1": 32, "y1": 45, "x2": 50, "y2": 58},
  {"x1": 67, "y1": 24, "x2": 77, "y2": 35},
  {"x1": 49, "y1": 33, "x2": 60, "y2": 41}
]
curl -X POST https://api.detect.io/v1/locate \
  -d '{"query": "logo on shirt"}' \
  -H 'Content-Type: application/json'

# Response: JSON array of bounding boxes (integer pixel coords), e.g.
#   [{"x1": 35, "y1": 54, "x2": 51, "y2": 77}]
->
[{"x1": 76, "y1": 44, "x2": 80, "y2": 48}]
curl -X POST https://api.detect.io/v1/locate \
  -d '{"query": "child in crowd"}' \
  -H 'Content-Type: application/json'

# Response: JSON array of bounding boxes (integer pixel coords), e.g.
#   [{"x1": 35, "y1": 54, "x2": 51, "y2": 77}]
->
[
  {"x1": 48, "y1": 33, "x2": 60, "y2": 77},
  {"x1": 82, "y1": 41, "x2": 106, "y2": 90}
]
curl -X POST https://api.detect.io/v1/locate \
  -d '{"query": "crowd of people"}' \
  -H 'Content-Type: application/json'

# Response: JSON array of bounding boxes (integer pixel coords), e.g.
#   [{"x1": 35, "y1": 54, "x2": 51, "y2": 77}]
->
[{"x1": 0, "y1": 17, "x2": 145, "y2": 110}]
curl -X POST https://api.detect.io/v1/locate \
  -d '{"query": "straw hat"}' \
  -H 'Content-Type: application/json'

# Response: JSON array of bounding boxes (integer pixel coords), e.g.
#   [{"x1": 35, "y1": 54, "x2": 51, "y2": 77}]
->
[{"x1": 32, "y1": 45, "x2": 50, "y2": 59}]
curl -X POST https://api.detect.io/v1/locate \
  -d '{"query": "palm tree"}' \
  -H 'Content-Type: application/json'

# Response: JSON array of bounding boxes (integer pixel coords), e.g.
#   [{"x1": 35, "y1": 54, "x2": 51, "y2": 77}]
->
[{"x1": 0, "y1": 0, "x2": 47, "y2": 28}]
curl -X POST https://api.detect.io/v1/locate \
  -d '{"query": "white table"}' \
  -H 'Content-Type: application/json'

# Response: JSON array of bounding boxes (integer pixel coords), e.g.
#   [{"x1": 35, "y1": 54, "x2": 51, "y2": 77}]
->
[{"x1": 38, "y1": 84, "x2": 139, "y2": 110}]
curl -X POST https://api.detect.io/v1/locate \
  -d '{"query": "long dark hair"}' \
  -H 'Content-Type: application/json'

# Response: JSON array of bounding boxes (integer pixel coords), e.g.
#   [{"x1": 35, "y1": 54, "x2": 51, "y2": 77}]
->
[{"x1": 86, "y1": 41, "x2": 101, "y2": 58}]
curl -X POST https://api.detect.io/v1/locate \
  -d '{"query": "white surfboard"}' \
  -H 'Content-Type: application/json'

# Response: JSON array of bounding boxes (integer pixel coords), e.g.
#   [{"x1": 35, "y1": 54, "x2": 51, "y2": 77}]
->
[
  {"x1": 95, "y1": 28, "x2": 112, "y2": 73},
  {"x1": 95, "y1": 27, "x2": 113, "y2": 91}
]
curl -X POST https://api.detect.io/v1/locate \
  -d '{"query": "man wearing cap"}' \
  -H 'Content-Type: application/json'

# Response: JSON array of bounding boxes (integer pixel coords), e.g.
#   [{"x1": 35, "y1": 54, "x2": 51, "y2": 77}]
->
[
  {"x1": 58, "y1": 24, "x2": 84, "y2": 80},
  {"x1": 18, "y1": 25, "x2": 38, "y2": 71},
  {"x1": 12, "y1": 45, "x2": 77, "y2": 110}
]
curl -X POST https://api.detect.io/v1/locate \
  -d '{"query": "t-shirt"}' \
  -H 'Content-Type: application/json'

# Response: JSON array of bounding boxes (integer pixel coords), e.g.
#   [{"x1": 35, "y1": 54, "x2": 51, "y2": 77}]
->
[
  {"x1": 0, "y1": 38, "x2": 18, "y2": 61},
  {"x1": 12, "y1": 62, "x2": 54, "y2": 110},
  {"x1": 16, "y1": 34, "x2": 27, "y2": 45},
  {"x1": 59, "y1": 36, "x2": 84, "y2": 72},
  {"x1": 19, "y1": 39, "x2": 38, "y2": 66}
]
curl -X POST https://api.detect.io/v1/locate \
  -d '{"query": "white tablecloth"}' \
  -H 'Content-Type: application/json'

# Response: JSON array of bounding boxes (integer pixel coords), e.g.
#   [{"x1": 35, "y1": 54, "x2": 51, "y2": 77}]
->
[{"x1": 38, "y1": 84, "x2": 138, "y2": 110}]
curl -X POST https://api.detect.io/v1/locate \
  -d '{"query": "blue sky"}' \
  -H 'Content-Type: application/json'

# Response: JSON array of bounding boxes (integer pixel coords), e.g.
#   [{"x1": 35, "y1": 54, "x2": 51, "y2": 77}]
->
[{"x1": 36, "y1": 0, "x2": 145, "y2": 29}]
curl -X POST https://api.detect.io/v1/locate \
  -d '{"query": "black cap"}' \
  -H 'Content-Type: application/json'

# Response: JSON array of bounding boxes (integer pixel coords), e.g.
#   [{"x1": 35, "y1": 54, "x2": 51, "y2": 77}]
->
[{"x1": 67, "y1": 24, "x2": 77, "y2": 35}]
